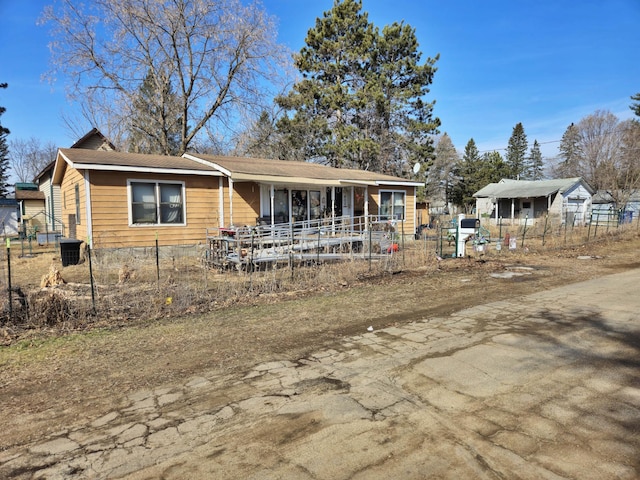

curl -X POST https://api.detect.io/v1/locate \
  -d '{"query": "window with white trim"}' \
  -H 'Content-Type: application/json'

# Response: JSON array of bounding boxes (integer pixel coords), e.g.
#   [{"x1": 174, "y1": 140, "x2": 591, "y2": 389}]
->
[
  {"x1": 379, "y1": 190, "x2": 406, "y2": 220},
  {"x1": 129, "y1": 181, "x2": 185, "y2": 225}
]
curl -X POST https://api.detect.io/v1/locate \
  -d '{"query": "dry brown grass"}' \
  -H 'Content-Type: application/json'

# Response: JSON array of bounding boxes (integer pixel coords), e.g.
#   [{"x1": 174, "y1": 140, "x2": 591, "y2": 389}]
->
[{"x1": 0, "y1": 222, "x2": 638, "y2": 345}]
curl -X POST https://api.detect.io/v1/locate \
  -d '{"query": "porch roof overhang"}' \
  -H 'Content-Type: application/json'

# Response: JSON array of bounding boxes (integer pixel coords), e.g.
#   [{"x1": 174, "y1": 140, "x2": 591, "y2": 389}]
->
[
  {"x1": 228, "y1": 174, "x2": 420, "y2": 188},
  {"x1": 183, "y1": 153, "x2": 422, "y2": 189},
  {"x1": 231, "y1": 173, "x2": 343, "y2": 186}
]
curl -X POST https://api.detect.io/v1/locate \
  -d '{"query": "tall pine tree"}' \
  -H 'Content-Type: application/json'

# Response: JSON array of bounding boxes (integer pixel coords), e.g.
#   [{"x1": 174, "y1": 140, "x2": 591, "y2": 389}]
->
[
  {"x1": 128, "y1": 70, "x2": 184, "y2": 155},
  {"x1": 450, "y1": 138, "x2": 482, "y2": 213},
  {"x1": 505, "y1": 122, "x2": 528, "y2": 179},
  {"x1": 631, "y1": 93, "x2": 640, "y2": 117},
  {"x1": 527, "y1": 140, "x2": 544, "y2": 180},
  {"x1": 0, "y1": 83, "x2": 11, "y2": 197},
  {"x1": 425, "y1": 133, "x2": 458, "y2": 210},
  {"x1": 555, "y1": 123, "x2": 581, "y2": 177},
  {"x1": 276, "y1": 0, "x2": 440, "y2": 174}
]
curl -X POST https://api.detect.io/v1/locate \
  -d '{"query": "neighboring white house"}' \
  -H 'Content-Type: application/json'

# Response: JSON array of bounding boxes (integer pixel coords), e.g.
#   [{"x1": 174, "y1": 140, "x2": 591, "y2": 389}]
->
[
  {"x1": 0, "y1": 198, "x2": 20, "y2": 237},
  {"x1": 473, "y1": 177, "x2": 594, "y2": 225},
  {"x1": 591, "y1": 190, "x2": 640, "y2": 225}
]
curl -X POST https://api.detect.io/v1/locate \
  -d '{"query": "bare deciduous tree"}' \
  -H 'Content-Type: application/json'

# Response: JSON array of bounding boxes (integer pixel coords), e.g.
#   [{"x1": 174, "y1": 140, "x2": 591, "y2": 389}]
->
[
  {"x1": 559, "y1": 111, "x2": 640, "y2": 208},
  {"x1": 9, "y1": 137, "x2": 57, "y2": 183},
  {"x1": 40, "y1": 0, "x2": 292, "y2": 155}
]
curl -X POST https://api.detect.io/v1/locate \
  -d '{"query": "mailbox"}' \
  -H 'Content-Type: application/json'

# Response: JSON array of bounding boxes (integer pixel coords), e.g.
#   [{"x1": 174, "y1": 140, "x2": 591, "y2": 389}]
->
[{"x1": 451, "y1": 215, "x2": 480, "y2": 257}]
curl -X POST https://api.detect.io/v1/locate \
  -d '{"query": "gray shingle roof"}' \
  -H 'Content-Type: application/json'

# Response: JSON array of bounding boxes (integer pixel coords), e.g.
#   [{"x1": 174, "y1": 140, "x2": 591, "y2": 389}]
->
[
  {"x1": 187, "y1": 154, "x2": 419, "y2": 185},
  {"x1": 473, "y1": 178, "x2": 591, "y2": 199},
  {"x1": 58, "y1": 148, "x2": 219, "y2": 172}
]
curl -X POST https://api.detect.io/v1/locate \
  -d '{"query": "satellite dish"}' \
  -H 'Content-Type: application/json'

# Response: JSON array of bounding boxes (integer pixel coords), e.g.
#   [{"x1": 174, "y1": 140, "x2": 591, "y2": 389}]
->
[{"x1": 413, "y1": 162, "x2": 421, "y2": 174}]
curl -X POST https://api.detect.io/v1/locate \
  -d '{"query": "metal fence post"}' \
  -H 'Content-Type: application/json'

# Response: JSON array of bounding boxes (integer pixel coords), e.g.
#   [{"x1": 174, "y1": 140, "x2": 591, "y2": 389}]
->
[
  {"x1": 368, "y1": 220, "x2": 372, "y2": 272},
  {"x1": 6, "y1": 238, "x2": 12, "y2": 321},
  {"x1": 155, "y1": 232, "x2": 160, "y2": 285},
  {"x1": 87, "y1": 237, "x2": 96, "y2": 314}
]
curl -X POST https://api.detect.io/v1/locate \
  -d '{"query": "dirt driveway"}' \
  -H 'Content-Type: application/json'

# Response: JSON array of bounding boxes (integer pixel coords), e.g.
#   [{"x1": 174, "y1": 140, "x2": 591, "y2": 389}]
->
[{"x1": 1, "y1": 235, "x2": 639, "y2": 478}]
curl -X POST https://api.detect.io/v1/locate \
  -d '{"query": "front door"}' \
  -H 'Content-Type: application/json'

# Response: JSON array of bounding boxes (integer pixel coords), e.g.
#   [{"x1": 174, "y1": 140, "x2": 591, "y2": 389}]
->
[
  {"x1": 520, "y1": 199, "x2": 534, "y2": 220},
  {"x1": 342, "y1": 187, "x2": 353, "y2": 218}
]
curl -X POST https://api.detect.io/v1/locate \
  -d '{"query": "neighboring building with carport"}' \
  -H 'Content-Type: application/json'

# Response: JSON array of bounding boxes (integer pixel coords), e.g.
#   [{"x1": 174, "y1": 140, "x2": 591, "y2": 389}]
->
[
  {"x1": 591, "y1": 190, "x2": 640, "y2": 225},
  {"x1": 473, "y1": 177, "x2": 594, "y2": 226}
]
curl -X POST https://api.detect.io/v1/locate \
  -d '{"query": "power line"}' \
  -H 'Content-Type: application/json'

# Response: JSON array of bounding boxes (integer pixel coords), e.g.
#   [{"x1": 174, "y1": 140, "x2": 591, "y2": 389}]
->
[{"x1": 475, "y1": 123, "x2": 639, "y2": 155}]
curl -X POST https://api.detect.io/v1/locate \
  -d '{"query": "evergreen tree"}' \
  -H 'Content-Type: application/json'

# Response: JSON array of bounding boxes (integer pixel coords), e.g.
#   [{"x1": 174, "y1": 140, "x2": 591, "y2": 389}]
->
[
  {"x1": 0, "y1": 83, "x2": 11, "y2": 197},
  {"x1": 276, "y1": 0, "x2": 440, "y2": 174},
  {"x1": 234, "y1": 110, "x2": 301, "y2": 161},
  {"x1": 450, "y1": 138, "x2": 482, "y2": 213},
  {"x1": 527, "y1": 140, "x2": 544, "y2": 180},
  {"x1": 128, "y1": 70, "x2": 183, "y2": 155},
  {"x1": 481, "y1": 150, "x2": 509, "y2": 184},
  {"x1": 505, "y1": 122, "x2": 528, "y2": 179},
  {"x1": 555, "y1": 123, "x2": 581, "y2": 177},
  {"x1": 425, "y1": 133, "x2": 458, "y2": 208},
  {"x1": 631, "y1": 92, "x2": 640, "y2": 117}
]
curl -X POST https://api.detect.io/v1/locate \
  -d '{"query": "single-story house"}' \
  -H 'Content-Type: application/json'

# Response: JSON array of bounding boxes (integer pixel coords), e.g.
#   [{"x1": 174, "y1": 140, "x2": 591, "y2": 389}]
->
[
  {"x1": 52, "y1": 149, "x2": 421, "y2": 249},
  {"x1": 473, "y1": 177, "x2": 594, "y2": 226},
  {"x1": 52, "y1": 149, "x2": 222, "y2": 248}
]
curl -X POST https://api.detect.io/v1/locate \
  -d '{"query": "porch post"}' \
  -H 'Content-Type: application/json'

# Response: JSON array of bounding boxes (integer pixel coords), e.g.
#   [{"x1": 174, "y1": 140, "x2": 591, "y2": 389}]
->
[
  {"x1": 511, "y1": 198, "x2": 515, "y2": 225},
  {"x1": 364, "y1": 186, "x2": 369, "y2": 224},
  {"x1": 331, "y1": 187, "x2": 336, "y2": 232},
  {"x1": 495, "y1": 199, "x2": 499, "y2": 223},
  {"x1": 228, "y1": 178, "x2": 234, "y2": 226},
  {"x1": 270, "y1": 184, "x2": 275, "y2": 225},
  {"x1": 218, "y1": 177, "x2": 224, "y2": 227}
]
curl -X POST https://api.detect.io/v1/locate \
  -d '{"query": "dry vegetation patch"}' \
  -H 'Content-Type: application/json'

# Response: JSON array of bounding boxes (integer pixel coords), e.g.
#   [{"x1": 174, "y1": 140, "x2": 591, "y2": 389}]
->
[{"x1": 0, "y1": 231, "x2": 639, "y2": 449}]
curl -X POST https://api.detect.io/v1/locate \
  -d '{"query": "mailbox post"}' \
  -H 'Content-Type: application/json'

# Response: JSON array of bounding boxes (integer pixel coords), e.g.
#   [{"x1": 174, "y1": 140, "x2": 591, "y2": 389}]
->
[{"x1": 454, "y1": 216, "x2": 480, "y2": 257}]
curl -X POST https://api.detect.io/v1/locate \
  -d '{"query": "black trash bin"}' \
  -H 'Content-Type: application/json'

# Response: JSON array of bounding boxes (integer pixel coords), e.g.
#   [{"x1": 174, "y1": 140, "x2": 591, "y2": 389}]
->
[{"x1": 60, "y1": 239, "x2": 83, "y2": 266}]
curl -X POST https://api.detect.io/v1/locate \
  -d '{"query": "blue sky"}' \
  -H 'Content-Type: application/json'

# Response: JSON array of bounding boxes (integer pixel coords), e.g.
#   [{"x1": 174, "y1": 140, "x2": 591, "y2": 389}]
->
[{"x1": 1, "y1": 0, "x2": 639, "y2": 160}]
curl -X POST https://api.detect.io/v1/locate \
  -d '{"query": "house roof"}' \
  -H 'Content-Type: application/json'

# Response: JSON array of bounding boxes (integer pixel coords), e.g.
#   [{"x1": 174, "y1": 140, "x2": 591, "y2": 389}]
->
[
  {"x1": 53, "y1": 148, "x2": 223, "y2": 184},
  {"x1": 15, "y1": 189, "x2": 45, "y2": 201},
  {"x1": 473, "y1": 177, "x2": 593, "y2": 199},
  {"x1": 184, "y1": 154, "x2": 421, "y2": 187},
  {"x1": 70, "y1": 127, "x2": 117, "y2": 151},
  {"x1": 592, "y1": 189, "x2": 640, "y2": 204},
  {"x1": 0, "y1": 198, "x2": 19, "y2": 206},
  {"x1": 34, "y1": 160, "x2": 56, "y2": 183}
]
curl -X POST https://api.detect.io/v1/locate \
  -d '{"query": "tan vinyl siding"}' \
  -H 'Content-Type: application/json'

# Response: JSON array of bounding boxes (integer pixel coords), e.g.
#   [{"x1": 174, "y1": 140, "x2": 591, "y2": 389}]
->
[
  {"x1": 231, "y1": 182, "x2": 261, "y2": 226},
  {"x1": 22, "y1": 200, "x2": 46, "y2": 232},
  {"x1": 60, "y1": 166, "x2": 87, "y2": 241},
  {"x1": 88, "y1": 171, "x2": 218, "y2": 248},
  {"x1": 217, "y1": 180, "x2": 260, "y2": 227}
]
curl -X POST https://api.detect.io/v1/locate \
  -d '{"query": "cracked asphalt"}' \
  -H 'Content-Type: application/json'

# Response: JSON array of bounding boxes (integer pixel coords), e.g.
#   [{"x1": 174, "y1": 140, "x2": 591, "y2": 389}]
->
[{"x1": 1, "y1": 268, "x2": 639, "y2": 479}]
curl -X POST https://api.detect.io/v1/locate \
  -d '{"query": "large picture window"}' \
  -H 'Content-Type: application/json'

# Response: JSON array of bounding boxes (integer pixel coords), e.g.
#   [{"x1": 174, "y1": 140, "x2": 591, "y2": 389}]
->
[
  {"x1": 380, "y1": 190, "x2": 406, "y2": 220},
  {"x1": 130, "y1": 181, "x2": 185, "y2": 225}
]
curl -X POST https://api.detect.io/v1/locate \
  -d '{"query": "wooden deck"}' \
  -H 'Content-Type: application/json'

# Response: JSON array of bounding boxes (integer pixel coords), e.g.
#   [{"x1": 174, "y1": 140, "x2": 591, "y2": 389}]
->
[{"x1": 205, "y1": 216, "x2": 401, "y2": 271}]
